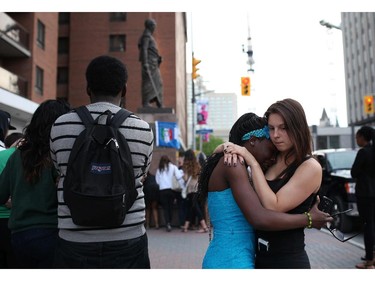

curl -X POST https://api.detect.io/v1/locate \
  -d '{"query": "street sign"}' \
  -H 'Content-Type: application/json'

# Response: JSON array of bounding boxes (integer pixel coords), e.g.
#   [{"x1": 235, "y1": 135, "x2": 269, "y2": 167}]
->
[{"x1": 196, "y1": 129, "x2": 213, "y2": 134}]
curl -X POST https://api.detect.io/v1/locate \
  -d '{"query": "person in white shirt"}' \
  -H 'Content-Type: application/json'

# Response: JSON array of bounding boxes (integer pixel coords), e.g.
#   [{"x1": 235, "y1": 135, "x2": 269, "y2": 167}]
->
[{"x1": 155, "y1": 155, "x2": 184, "y2": 232}]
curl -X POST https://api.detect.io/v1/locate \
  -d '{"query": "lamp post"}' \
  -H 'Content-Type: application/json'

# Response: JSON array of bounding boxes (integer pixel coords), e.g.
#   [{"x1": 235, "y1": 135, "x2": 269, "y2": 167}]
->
[{"x1": 320, "y1": 20, "x2": 341, "y2": 30}]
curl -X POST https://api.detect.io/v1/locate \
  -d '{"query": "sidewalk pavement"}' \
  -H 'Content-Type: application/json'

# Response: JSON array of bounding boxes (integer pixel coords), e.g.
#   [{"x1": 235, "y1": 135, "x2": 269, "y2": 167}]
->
[{"x1": 147, "y1": 226, "x2": 366, "y2": 269}]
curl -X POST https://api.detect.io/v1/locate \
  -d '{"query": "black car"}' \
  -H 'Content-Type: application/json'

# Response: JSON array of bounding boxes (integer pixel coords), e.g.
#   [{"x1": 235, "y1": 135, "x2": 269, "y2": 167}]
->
[{"x1": 313, "y1": 149, "x2": 359, "y2": 233}]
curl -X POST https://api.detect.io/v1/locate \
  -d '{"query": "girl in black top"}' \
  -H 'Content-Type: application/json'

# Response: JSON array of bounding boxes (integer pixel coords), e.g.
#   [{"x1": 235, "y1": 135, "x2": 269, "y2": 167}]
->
[
  {"x1": 351, "y1": 126, "x2": 375, "y2": 269},
  {"x1": 224, "y1": 99, "x2": 322, "y2": 268}
]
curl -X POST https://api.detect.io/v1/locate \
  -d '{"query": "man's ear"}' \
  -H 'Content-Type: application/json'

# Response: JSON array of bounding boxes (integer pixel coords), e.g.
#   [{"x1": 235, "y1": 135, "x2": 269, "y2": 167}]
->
[
  {"x1": 86, "y1": 86, "x2": 91, "y2": 96},
  {"x1": 121, "y1": 84, "x2": 127, "y2": 97}
]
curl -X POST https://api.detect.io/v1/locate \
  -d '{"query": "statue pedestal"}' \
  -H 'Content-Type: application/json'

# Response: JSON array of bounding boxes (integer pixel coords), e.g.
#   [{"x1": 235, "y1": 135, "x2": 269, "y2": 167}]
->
[
  {"x1": 137, "y1": 107, "x2": 174, "y2": 114},
  {"x1": 136, "y1": 107, "x2": 180, "y2": 174}
]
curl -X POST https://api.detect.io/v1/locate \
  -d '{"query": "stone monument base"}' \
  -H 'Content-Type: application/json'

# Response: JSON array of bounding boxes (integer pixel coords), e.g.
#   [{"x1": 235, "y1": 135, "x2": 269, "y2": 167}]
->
[
  {"x1": 137, "y1": 107, "x2": 174, "y2": 114},
  {"x1": 136, "y1": 108, "x2": 180, "y2": 175}
]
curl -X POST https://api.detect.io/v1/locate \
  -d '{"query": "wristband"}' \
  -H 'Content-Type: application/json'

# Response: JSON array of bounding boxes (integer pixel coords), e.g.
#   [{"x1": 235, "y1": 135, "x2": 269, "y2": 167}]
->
[{"x1": 304, "y1": 212, "x2": 312, "y2": 229}]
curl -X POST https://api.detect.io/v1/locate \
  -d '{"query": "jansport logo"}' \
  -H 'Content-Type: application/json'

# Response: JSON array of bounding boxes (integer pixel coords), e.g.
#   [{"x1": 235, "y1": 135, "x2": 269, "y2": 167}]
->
[{"x1": 91, "y1": 163, "x2": 112, "y2": 174}]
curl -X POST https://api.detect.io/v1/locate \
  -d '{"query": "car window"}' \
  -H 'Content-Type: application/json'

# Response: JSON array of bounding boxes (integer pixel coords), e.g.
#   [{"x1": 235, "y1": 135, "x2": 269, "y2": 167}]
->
[{"x1": 326, "y1": 151, "x2": 357, "y2": 170}]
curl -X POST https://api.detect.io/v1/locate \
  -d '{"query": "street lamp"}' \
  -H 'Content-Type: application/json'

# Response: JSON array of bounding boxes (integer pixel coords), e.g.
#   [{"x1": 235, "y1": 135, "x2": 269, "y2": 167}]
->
[{"x1": 320, "y1": 20, "x2": 341, "y2": 30}]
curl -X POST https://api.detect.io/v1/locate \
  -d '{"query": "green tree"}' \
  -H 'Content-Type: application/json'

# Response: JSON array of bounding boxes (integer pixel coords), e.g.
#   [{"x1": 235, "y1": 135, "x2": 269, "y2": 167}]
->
[{"x1": 196, "y1": 135, "x2": 224, "y2": 156}]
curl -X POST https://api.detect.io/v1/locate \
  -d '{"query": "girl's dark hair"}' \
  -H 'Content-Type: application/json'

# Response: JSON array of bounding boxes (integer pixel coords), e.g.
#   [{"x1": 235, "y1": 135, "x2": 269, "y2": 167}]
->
[
  {"x1": 19, "y1": 99, "x2": 71, "y2": 184},
  {"x1": 197, "y1": 113, "x2": 267, "y2": 204},
  {"x1": 264, "y1": 98, "x2": 312, "y2": 167},
  {"x1": 158, "y1": 155, "x2": 171, "y2": 172},
  {"x1": 357, "y1": 125, "x2": 375, "y2": 162}
]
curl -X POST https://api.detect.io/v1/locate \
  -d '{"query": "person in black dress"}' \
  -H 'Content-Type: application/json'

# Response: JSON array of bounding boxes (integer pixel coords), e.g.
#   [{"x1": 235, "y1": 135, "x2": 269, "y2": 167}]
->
[
  {"x1": 143, "y1": 171, "x2": 160, "y2": 229},
  {"x1": 351, "y1": 126, "x2": 375, "y2": 269}
]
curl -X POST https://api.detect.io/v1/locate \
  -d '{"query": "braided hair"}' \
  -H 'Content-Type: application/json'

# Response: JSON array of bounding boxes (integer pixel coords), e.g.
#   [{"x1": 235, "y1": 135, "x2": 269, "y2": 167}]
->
[{"x1": 197, "y1": 112, "x2": 267, "y2": 205}]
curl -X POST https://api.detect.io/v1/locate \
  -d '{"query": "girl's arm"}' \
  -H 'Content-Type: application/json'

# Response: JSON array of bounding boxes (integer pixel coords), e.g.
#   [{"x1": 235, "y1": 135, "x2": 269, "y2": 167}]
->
[
  {"x1": 223, "y1": 159, "x2": 331, "y2": 230},
  {"x1": 225, "y1": 143, "x2": 322, "y2": 212}
]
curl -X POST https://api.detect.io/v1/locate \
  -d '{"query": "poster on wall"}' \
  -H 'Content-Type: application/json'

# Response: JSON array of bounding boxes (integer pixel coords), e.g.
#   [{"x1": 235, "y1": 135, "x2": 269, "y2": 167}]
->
[{"x1": 155, "y1": 121, "x2": 180, "y2": 149}]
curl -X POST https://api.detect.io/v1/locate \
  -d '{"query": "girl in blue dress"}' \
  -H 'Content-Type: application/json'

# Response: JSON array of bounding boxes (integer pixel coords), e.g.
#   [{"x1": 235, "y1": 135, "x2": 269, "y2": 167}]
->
[{"x1": 198, "y1": 112, "x2": 331, "y2": 269}]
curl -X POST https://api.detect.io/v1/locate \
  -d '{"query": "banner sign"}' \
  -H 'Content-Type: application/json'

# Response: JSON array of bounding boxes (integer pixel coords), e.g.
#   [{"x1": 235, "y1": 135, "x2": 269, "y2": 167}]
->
[
  {"x1": 155, "y1": 121, "x2": 180, "y2": 149},
  {"x1": 197, "y1": 99, "x2": 209, "y2": 125}
]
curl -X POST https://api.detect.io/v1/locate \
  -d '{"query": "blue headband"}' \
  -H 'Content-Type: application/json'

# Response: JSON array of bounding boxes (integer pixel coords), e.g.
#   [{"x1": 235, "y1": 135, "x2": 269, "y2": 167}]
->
[{"x1": 241, "y1": 125, "x2": 270, "y2": 141}]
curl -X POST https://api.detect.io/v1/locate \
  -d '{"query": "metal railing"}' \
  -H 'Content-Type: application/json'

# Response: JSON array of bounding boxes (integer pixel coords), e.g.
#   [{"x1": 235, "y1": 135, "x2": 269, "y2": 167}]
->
[
  {"x1": 0, "y1": 13, "x2": 29, "y2": 50},
  {"x1": 0, "y1": 67, "x2": 27, "y2": 97}
]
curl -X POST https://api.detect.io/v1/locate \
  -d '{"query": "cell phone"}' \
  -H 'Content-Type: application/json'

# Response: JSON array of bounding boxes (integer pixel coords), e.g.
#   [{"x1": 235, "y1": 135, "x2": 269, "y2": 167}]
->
[{"x1": 318, "y1": 196, "x2": 333, "y2": 214}]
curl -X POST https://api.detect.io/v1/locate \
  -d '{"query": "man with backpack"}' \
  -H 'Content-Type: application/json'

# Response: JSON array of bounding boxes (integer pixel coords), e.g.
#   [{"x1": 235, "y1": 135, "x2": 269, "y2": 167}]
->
[{"x1": 50, "y1": 55, "x2": 154, "y2": 268}]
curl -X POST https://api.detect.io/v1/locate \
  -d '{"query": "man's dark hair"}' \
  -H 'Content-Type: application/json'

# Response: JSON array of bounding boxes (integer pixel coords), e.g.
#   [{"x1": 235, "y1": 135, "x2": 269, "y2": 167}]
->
[
  {"x1": 86, "y1": 55, "x2": 128, "y2": 97},
  {"x1": 5, "y1": 132, "x2": 24, "y2": 148}
]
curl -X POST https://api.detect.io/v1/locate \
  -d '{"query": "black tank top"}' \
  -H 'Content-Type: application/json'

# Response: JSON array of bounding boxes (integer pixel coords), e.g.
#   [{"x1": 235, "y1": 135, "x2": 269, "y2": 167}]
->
[{"x1": 256, "y1": 157, "x2": 316, "y2": 256}]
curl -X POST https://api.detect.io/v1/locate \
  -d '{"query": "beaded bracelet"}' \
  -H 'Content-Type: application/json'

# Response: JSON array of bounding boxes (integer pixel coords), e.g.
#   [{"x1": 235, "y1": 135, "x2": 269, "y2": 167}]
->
[{"x1": 304, "y1": 212, "x2": 312, "y2": 229}]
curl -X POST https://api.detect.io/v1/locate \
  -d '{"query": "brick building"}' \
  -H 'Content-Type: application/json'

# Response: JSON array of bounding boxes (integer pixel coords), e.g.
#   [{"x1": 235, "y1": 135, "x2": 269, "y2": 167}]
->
[{"x1": 0, "y1": 12, "x2": 188, "y2": 149}]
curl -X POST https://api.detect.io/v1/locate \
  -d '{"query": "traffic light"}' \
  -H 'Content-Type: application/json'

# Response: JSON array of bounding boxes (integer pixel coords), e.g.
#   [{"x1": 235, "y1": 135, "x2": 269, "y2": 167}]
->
[
  {"x1": 364, "y1": 95, "x2": 374, "y2": 114},
  {"x1": 192, "y1": 57, "x2": 201, "y2": 80},
  {"x1": 241, "y1": 76, "x2": 250, "y2": 96}
]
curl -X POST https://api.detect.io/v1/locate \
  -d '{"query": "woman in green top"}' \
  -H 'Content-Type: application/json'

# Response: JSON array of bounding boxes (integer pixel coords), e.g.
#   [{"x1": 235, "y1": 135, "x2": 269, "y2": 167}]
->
[{"x1": 0, "y1": 100, "x2": 70, "y2": 268}]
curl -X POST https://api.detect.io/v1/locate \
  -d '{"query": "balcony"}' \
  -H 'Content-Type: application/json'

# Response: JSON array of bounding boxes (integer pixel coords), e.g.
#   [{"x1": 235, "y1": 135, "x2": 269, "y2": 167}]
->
[
  {"x1": 0, "y1": 13, "x2": 30, "y2": 57},
  {"x1": 0, "y1": 67, "x2": 27, "y2": 98}
]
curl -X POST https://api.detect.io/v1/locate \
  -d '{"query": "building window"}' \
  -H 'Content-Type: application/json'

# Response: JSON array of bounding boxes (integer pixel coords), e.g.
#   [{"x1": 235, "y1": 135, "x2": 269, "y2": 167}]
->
[
  {"x1": 59, "y1": 13, "x2": 70, "y2": 25},
  {"x1": 109, "y1": 12, "x2": 127, "y2": 22},
  {"x1": 58, "y1": 37, "x2": 69, "y2": 54},
  {"x1": 35, "y1": 66, "x2": 44, "y2": 94},
  {"x1": 317, "y1": 136, "x2": 328, "y2": 149},
  {"x1": 37, "y1": 20, "x2": 45, "y2": 49},
  {"x1": 328, "y1": 135, "x2": 340, "y2": 149},
  {"x1": 109, "y1": 35, "x2": 126, "y2": 52},
  {"x1": 57, "y1": 67, "x2": 69, "y2": 84}
]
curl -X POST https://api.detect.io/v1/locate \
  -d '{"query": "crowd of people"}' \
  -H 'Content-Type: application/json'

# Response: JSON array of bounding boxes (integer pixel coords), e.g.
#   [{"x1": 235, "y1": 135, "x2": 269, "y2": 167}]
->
[
  {"x1": 0, "y1": 55, "x2": 210, "y2": 269},
  {"x1": 0, "y1": 52, "x2": 373, "y2": 270}
]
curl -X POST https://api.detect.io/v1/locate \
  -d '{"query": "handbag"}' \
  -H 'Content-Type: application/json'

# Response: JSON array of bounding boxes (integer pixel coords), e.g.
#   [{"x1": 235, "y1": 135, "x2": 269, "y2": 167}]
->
[{"x1": 172, "y1": 173, "x2": 184, "y2": 192}]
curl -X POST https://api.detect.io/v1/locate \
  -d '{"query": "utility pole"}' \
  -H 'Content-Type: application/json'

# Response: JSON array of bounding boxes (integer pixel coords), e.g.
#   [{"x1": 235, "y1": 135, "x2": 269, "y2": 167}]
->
[
  {"x1": 191, "y1": 53, "x2": 201, "y2": 151},
  {"x1": 191, "y1": 53, "x2": 196, "y2": 151}
]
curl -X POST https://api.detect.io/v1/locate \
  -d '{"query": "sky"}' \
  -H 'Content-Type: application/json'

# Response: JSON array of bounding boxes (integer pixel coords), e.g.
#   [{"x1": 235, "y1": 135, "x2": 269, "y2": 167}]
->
[{"x1": 187, "y1": 9, "x2": 346, "y2": 127}]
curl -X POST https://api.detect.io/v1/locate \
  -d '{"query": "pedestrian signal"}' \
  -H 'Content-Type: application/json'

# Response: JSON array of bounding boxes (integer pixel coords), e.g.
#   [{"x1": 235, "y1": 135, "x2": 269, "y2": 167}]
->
[
  {"x1": 241, "y1": 77, "x2": 250, "y2": 96},
  {"x1": 364, "y1": 95, "x2": 374, "y2": 114}
]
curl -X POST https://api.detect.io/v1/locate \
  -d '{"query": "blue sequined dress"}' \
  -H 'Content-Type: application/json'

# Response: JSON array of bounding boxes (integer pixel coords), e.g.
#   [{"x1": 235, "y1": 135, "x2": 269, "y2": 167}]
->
[{"x1": 202, "y1": 188, "x2": 256, "y2": 269}]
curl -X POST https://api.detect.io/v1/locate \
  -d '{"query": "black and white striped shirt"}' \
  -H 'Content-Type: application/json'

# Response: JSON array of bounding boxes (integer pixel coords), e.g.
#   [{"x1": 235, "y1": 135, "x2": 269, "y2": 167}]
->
[{"x1": 50, "y1": 102, "x2": 154, "y2": 243}]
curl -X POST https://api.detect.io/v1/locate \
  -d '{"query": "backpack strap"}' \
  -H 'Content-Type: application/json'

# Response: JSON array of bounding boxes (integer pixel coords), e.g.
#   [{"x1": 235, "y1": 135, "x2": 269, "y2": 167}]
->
[
  {"x1": 75, "y1": 106, "x2": 94, "y2": 127},
  {"x1": 110, "y1": 109, "x2": 133, "y2": 129}
]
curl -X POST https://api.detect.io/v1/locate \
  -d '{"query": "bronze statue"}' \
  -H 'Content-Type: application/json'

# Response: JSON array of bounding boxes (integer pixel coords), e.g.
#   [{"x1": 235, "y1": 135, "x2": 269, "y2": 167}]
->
[{"x1": 138, "y1": 19, "x2": 163, "y2": 108}]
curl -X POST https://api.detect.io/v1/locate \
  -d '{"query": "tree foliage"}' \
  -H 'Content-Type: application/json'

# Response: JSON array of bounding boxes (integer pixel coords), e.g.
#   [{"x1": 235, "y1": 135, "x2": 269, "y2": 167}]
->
[{"x1": 196, "y1": 135, "x2": 224, "y2": 156}]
